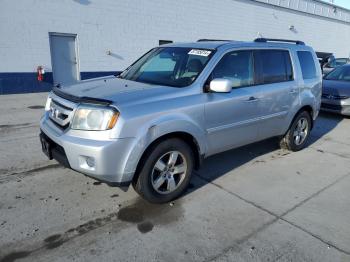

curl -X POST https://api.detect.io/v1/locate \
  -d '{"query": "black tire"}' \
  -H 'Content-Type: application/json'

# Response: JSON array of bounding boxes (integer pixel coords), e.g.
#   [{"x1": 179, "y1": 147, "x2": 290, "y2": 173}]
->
[
  {"x1": 132, "y1": 138, "x2": 194, "y2": 203},
  {"x1": 279, "y1": 111, "x2": 312, "y2": 151}
]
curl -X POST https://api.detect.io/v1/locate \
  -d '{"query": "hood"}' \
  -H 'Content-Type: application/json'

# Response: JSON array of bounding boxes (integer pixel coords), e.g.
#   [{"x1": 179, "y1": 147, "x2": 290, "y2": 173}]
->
[
  {"x1": 55, "y1": 76, "x2": 186, "y2": 107},
  {"x1": 322, "y1": 80, "x2": 350, "y2": 97}
]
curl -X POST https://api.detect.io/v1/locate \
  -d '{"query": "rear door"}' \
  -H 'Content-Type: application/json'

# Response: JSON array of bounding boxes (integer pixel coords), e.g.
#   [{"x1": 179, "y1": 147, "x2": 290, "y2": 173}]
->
[
  {"x1": 254, "y1": 49, "x2": 298, "y2": 139},
  {"x1": 204, "y1": 50, "x2": 262, "y2": 155}
]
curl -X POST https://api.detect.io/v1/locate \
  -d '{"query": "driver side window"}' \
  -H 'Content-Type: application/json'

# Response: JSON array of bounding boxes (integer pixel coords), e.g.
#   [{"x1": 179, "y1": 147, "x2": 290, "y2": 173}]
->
[{"x1": 211, "y1": 50, "x2": 254, "y2": 88}]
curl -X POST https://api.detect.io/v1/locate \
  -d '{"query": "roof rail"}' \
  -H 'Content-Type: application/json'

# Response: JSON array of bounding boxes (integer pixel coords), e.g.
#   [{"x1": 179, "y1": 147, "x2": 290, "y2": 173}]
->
[
  {"x1": 197, "y1": 39, "x2": 232, "y2": 42},
  {"x1": 254, "y1": 38, "x2": 305, "y2": 45}
]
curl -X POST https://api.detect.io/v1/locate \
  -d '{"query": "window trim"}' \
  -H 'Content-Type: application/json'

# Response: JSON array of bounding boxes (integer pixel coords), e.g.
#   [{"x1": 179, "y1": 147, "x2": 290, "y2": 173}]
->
[
  {"x1": 206, "y1": 49, "x2": 256, "y2": 90},
  {"x1": 204, "y1": 47, "x2": 295, "y2": 92},
  {"x1": 254, "y1": 49, "x2": 295, "y2": 85}
]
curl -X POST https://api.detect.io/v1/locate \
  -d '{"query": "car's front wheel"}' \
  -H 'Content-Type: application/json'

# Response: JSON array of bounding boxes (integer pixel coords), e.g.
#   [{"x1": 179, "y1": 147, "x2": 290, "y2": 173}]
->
[
  {"x1": 280, "y1": 111, "x2": 312, "y2": 151},
  {"x1": 133, "y1": 138, "x2": 194, "y2": 203}
]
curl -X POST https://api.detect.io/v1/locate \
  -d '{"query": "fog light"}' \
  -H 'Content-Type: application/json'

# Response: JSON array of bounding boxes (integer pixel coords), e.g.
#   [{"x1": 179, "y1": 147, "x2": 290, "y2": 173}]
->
[{"x1": 86, "y1": 157, "x2": 95, "y2": 168}]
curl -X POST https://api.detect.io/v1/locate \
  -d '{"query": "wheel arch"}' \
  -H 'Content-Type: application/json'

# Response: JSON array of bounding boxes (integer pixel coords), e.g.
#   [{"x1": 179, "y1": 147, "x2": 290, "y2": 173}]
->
[
  {"x1": 290, "y1": 105, "x2": 314, "y2": 132},
  {"x1": 132, "y1": 131, "x2": 203, "y2": 184}
]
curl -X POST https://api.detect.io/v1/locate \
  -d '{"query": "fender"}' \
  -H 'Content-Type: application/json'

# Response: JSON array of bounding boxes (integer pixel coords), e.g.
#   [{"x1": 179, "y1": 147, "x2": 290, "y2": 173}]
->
[
  {"x1": 119, "y1": 113, "x2": 207, "y2": 182},
  {"x1": 299, "y1": 84, "x2": 321, "y2": 120}
]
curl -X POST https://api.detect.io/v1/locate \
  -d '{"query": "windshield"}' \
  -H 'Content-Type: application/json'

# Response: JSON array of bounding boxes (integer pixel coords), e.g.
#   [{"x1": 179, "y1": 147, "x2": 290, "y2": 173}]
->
[
  {"x1": 335, "y1": 58, "x2": 349, "y2": 67},
  {"x1": 324, "y1": 66, "x2": 350, "y2": 81},
  {"x1": 119, "y1": 47, "x2": 214, "y2": 87}
]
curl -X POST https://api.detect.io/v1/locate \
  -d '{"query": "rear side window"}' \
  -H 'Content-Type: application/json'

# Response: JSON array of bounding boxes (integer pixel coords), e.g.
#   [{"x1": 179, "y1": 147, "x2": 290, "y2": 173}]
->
[
  {"x1": 297, "y1": 51, "x2": 317, "y2": 79},
  {"x1": 255, "y1": 50, "x2": 293, "y2": 84}
]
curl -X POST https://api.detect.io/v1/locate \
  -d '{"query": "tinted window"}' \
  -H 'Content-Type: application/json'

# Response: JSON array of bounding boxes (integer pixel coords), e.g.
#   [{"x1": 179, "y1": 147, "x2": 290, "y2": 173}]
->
[
  {"x1": 256, "y1": 50, "x2": 293, "y2": 84},
  {"x1": 324, "y1": 66, "x2": 350, "y2": 81},
  {"x1": 297, "y1": 51, "x2": 317, "y2": 79},
  {"x1": 211, "y1": 50, "x2": 254, "y2": 88},
  {"x1": 335, "y1": 58, "x2": 349, "y2": 67}
]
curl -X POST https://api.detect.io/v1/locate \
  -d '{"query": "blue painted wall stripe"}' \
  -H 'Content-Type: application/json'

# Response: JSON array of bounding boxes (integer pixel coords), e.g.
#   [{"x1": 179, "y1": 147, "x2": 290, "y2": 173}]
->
[{"x1": 0, "y1": 71, "x2": 120, "y2": 95}]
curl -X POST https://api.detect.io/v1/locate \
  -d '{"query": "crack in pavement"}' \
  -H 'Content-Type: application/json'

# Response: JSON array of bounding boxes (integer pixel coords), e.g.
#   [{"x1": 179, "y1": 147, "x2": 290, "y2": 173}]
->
[
  {"x1": 194, "y1": 171, "x2": 350, "y2": 259},
  {"x1": 0, "y1": 134, "x2": 39, "y2": 143},
  {"x1": 203, "y1": 217, "x2": 280, "y2": 262},
  {"x1": 280, "y1": 173, "x2": 350, "y2": 217},
  {"x1": 310, "y1": 134, "x2": 350, "y2": 147},
  {"x1": 0, "y1": 123, "x2": 32, "y2": 129},
  {"x1": 0, "y1": 123, "x2": 38, "y2": 134},
  {"x1": 0, "y1": 164, "x2": 62, "y2": 184},
  {"x1": 309, "y1": 146, "x2": 350, "y2": 160}
]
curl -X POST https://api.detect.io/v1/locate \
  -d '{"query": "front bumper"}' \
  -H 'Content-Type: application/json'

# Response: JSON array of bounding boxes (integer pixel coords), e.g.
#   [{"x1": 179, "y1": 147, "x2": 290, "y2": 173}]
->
[
  {"x1": 40, "y1": 116, "x2": 137, "y2": 186},
  {"x1": 321, "y1": 98, "x2": 350, "y2": 116}
]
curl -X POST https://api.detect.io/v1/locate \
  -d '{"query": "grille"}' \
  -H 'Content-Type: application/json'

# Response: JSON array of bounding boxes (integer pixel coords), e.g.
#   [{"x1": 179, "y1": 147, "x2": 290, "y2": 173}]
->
[
  {"x1": 321, "y1": 103, "x2": 342, "y2": 111},
  {"x1": 322, "y1": 94, "x2": 349, "y2": 100},
  {"x1": 49, "y1": 99, "x2": 74, "y2": 129}
]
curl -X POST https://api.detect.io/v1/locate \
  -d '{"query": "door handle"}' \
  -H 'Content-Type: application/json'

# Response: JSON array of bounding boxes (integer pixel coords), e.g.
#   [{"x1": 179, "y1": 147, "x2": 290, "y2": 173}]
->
[
  {"x1": 244, "y1": 96, "x2": 259, "y2": 102},
  {"x1": 290, "y1": 88, "x2": 298, "y2": 94}
]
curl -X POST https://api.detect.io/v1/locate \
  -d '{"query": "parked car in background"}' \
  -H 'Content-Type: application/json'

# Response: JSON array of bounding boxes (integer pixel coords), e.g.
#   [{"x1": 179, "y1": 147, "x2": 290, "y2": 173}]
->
[
  {"x1": 316, "y1": 52, "x2": 336, "y2": 75},
  {"x1": 322, "y1": 64, "x2": 350, "y2": 116},
  {"x1": 335, "y1": 58, "x2": 350, "y2": 67},
  {"x1": 40, "y1": 38, "x2": 322, "y2": 203},
  {"x1": 316, "y1": 52, "x2": 350, "y2": 75}
]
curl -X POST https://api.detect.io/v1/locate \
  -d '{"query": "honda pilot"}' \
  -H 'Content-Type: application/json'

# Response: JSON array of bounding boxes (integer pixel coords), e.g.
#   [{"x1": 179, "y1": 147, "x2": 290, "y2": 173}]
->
[{"x1": 40, "y1": 38, "x2": 322, "y2": 203}]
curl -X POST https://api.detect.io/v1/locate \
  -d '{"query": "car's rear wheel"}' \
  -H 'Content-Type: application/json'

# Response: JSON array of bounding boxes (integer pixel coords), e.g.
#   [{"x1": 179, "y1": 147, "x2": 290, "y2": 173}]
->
[
  {"x1": 280, "y1": 111, "x2": 312, "y2": 151},
  {"x1": 133, "y1": 138, "x2": 194, "y2": 203}
]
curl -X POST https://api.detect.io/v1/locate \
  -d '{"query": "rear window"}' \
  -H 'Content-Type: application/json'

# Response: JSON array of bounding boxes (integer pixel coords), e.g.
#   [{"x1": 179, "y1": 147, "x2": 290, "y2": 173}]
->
[
  {"x1": 297, "y1": 51, "x2": 317, "y2": 79},
  {"x1": 255, "y1": 50, "x2": 293, "y2": 84}
]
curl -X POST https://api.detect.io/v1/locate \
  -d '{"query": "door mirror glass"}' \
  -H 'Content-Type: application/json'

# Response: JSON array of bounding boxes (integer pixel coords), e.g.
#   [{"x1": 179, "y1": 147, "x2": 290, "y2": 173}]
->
[{"x1": 209, "y1": 78, "x2": 232, "y2": 93}]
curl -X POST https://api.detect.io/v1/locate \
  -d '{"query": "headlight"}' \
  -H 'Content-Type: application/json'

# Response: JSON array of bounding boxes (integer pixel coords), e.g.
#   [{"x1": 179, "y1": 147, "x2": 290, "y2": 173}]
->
[
  {"x1": 71, "y1": 106, "x2": 119, "y2": 131},
  {"x1": 45, "y1": 96, "x2": 52, "y2": 111}
]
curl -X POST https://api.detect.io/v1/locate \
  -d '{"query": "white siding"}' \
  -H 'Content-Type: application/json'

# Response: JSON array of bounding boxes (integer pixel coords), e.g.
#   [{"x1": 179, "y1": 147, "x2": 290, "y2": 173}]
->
[{"x1": 0, "y1": 0, "x2": 349, "y2": 73}]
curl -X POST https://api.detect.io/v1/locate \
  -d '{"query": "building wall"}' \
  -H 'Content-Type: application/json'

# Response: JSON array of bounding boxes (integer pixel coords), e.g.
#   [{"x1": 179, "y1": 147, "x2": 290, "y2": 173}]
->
[{"x1": 0, "y1": 0, "x2": 350, "y2": 94}]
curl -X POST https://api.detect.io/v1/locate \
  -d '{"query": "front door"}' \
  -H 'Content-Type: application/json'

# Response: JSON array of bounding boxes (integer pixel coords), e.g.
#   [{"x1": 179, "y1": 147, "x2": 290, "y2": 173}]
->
[
  {"x1": 205, "y1": 50, "x2": 261, "y2": 155},
  {"x1": 49, "y1": 33, "x2": 79, "y2": 86}
]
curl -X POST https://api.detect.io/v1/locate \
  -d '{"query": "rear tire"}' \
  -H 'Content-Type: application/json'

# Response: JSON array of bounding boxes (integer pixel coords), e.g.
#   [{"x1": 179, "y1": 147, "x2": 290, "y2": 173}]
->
[
  {"x1": 133, "y1": 138, "x2": 194, "y2": 203},
  {"x1": 280, "y1": 111, "x2": 312, "y2": 151}
]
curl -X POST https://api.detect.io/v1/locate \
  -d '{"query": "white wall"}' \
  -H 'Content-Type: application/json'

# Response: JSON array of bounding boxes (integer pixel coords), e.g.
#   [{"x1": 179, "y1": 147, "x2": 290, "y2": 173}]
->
[{"x1": 0, "y1": 0, "x2": 349, "y2": 73}]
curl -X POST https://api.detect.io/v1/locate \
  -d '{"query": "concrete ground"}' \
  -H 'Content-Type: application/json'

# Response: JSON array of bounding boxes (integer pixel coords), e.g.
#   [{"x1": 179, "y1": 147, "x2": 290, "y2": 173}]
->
[{"x1": 0, "y1": 93, "x2": 350, "y2": 262}]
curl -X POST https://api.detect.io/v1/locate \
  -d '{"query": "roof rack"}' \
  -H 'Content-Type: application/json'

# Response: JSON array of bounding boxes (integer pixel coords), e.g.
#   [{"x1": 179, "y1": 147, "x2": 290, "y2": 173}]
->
[
  {"x1": 197, "y1": 39, "x2": 232, "y2": 42},
  {"x1": 254, "y1": 38, "x2": 305, "y2": 45}
]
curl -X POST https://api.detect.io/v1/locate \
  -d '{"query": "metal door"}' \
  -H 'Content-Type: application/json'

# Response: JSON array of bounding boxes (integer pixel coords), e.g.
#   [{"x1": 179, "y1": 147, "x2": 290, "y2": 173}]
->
[
  {"x1": 253, "y1": 49, "x2": 298, "y2": 139},
  {"x1": 204, "y1": 50, "x2": 261, "y2": 155},
  {"x1": 49, "y1": 33, "x2": 79, "y2": 86},
  {"x1": 205, "y1": 86, "x2": 262, "y2": 155}
]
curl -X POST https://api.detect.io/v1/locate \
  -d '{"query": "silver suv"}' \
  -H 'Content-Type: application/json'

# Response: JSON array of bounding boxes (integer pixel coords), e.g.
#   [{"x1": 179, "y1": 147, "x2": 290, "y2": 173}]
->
[{"x1": 40, "y1": 38, "x2": 322, "y2": 203}]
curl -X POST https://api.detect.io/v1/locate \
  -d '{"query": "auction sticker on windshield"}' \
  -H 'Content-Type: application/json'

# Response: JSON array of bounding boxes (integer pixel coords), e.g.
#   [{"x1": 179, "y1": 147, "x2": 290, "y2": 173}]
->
[{"x1": 188, "y1": 49, "x2": 212, "y2": 56}]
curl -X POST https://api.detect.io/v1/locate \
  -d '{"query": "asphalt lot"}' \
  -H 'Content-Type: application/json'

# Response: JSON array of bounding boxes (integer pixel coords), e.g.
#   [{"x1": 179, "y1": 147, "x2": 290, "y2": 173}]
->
[{"x1": 0, "y1": 92, "x2": 350, "y2": 262}]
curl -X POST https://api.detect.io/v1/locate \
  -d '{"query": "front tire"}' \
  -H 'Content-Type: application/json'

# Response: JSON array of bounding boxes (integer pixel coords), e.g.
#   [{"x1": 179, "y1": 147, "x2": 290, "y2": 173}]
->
[
  {"x1": 280, "y1": 111, "x2": 312, "y2": 151},
  {"x1": 133, "y1": 138, "x2": 194, "y2": 203}
]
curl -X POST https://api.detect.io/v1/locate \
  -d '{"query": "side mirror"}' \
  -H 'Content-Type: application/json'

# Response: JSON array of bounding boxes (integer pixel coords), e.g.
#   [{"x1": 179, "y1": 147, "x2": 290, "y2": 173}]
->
[{"x1": 209, "y1": 78, "x2": 232, "y2": 93}]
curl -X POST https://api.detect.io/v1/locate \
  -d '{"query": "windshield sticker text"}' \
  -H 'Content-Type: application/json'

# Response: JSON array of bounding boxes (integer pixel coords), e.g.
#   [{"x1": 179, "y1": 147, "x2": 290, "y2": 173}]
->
[{"x1": 188, "y1": 49, "x2": 212, "y2": 57}]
